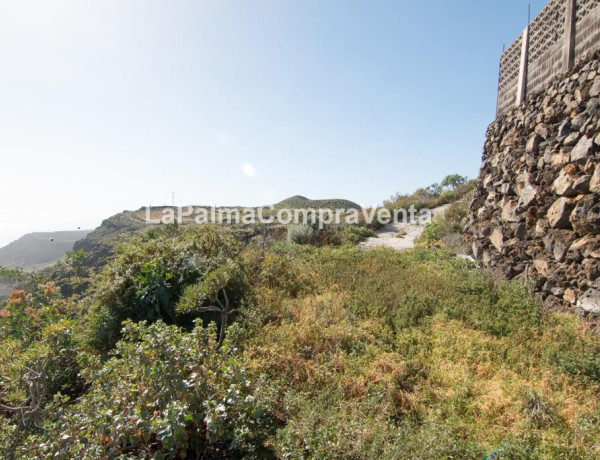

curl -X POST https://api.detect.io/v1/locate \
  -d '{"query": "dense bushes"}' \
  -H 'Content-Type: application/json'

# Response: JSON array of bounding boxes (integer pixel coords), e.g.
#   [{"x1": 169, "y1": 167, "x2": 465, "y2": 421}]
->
[
  {"x1": 384, "y1": 175, "x2": 475, "y2": 212},
  {"x1": 2, "y1": 224, "x2": 600, "y2": 458},
  {"x1": 0, "y1": 284, "x2": 84, "y2": 456},
  {"x1": 18, "y1": 321, "x2": 271, "y2": 459},
  {"x1": 337, "y1": 225, "x2": 376, "y2": 245},
  {"x1": 85, "y1": 225, "x2": 248, "y2": 352}
]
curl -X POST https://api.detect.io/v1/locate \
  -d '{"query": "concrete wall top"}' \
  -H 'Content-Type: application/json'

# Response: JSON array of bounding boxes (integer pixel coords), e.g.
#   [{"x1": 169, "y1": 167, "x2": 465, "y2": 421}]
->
[{"x1": 496, "y1": 0, "x2": 600, "y2": 117}]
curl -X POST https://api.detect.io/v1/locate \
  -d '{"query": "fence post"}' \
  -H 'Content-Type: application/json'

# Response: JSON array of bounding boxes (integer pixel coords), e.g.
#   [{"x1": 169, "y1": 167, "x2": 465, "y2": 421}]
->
[
  {"x1": 563, "y1": 0, "x2": 577, "y2": 71},
  {"x1": 496, "y1": 52, "x2": 503, "y2": 118},
  {"x1": 516, "y1": 25, "x2": 530, "y2": 105}
]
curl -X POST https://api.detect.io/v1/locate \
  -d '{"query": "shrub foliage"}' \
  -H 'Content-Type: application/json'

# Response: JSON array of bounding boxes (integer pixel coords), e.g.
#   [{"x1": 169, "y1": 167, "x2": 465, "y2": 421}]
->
[{"x1": 1, "y1": 224, "x2": 600, "y2": 459}]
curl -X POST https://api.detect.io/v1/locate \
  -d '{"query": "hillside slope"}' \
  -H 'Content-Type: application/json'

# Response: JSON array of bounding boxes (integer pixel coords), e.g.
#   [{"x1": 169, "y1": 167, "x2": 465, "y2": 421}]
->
[
  {"x1": 0, "y1": 230, "x2": 91, "y2": 270},
  {"x1": 72, "y1": 211, "x2": 151, "y2": 268},
  {"x1": 74, "y1": 196, "x2": 361, "y2": 268}
]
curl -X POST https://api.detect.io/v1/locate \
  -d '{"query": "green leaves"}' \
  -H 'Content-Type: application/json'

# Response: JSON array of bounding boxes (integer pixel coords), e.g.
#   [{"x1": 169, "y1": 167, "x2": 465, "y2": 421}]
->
[
  {"x1": 21, "y1": 320, "x2": 270, "y2": 459},
  {"x1": 133, "y1": 260, "x2": 175, "y2": 322},
  {"x1": 440, "y1": 174, "x2": 468, "y2": 190},
  {"x1": 86, "y1": 226, "x2": 249, "y2": 352}
]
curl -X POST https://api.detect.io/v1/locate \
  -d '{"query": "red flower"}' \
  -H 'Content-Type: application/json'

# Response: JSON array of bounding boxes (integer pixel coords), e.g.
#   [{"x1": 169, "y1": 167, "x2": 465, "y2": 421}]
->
[
  {"x1": 43, "y1": 282, "x2": 57, "y2": 297},
  {"x1": 7, "y1": 290, "x2": 26, "y2": 307}
]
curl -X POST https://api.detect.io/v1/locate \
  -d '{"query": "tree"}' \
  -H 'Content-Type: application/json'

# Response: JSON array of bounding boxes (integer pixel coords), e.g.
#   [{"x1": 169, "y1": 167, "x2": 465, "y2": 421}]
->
[
  {"x1": 176, "y1": 261, "x2": 247, "y2": 345},
  {"x1": 425, "y1": 183, "x2": 442, "y2": 197},
  {"x1": 440, "y1": 174, "x2": 467, "y2": 190},
  {"x1": 85, "y1": 226, "x2": 243, "y2": 345}
]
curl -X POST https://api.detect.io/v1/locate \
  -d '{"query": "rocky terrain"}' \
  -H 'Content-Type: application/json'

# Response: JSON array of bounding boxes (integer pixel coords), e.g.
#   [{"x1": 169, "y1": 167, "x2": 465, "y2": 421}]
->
[{"x1": 464, "y1": 51, "x2": 600, "y2": 314}]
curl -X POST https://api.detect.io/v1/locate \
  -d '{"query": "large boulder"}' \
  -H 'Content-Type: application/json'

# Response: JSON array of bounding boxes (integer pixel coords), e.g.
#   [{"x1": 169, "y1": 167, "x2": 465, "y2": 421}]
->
[
  {"x1": 557, "y1": 119, "x2": 572, "y2": 138},
  {"x1": 526, "y1": 134, "x2": 542, "y2": 153},
  {"x1": 544, "y1": 229, "x2": 577, "y2": 262},
  {"x1": 572, "y1": 175, "x2": 591, "y2": 194},
  {"x1": 518, "y1": 185, "x2": 538, "y2": 208},
  {"x1": 501, "y1": 200, "x2": 520, "y2": 223}
]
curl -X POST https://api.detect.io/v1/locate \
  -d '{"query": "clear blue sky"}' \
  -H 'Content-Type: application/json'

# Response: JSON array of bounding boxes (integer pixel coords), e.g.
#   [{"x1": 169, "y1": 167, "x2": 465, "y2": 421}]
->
[{"x1": 0, "y1": 0, "x2": 547, "y2": 246}]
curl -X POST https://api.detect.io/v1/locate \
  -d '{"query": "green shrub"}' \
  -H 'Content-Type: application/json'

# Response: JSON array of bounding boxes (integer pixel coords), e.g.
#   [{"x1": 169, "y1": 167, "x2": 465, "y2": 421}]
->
[
  {"x1": 338, "y1": 225, "x2": 376, "y2": 245},
  {"x1": 385, "y1": 176, "x2": 475, "y2": 212},
  {"x1": 20, "y1": 321, "x2": 271, "y2": 459},
  {"x1": 0, "y1": 330, "x2": 81, "y2": 429},
  {"x1": 417, "y1": 223, "x2": 443, "y2": 248},
  {"x1": 0, "y1": 298, "x2": 84, "y2": 456},
  {"x1": 177, "y1": 260, "x2": 249, "y2": 344},
  {"x1": 287, "y1": 224, "x2": 315, "y2": 245},
  {"x1": 243, "y1": 242, "x2": 313, "y2": 298},
  {"x1": 414, "y1": 189, "x2": 473, "y2": 251},
  {"x1": 84, "y1": 225, "x2": 247, "y2": 352},
  {"x1": 548, "y1": 327, "x2": 600, "y2": 384}
]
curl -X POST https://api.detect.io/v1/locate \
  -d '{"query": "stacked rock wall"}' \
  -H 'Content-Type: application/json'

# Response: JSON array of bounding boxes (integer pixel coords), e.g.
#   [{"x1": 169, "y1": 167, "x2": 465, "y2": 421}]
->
[{"x1": 465, "y1": 51, "x2": 600, "y2": 313}]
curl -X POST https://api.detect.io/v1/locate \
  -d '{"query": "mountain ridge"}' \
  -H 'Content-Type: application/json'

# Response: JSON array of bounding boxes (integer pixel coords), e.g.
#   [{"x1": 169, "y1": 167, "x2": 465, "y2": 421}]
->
[{"x1": 0, "y1": 230, "x2": 91, "y2": 271}]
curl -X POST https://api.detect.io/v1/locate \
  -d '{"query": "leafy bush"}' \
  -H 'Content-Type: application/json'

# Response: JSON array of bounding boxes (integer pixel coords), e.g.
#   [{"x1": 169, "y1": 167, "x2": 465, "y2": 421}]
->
[
  {"x1": 243, "y1": 242, "x2": 313, "y2": 299},
  {"x1": 385, "y1": 175, "x2": 475, "y2": 212},
  {"x1": 337, "y1": 225, "x2": 376, "y2": 245},
  {"x1": 4, "y1": 217, "x2": 600, "y2": 458},
  {"x1": 18, "y1": 321, "x2": 271, "y2": 459},
  {"x1": 0, "y1": 267, "x2": 26, "y2": 284},
  {"x1": 287, "y1": 224, "x2": 315, "y2": 245},
  {"x1": 415, "y1": 187, "x2": 473, "y2": 251},
  {"x1": 85, "y1": 225, "x2": 247, "y2": 352},
  {"x1": 417, "y1": 222, "x2": 443, "y2": 248},
  {"x1": 0, "y1": 282, "x2": 73, "y2": 341},
  {"x1": 288, "y1": 223, "x2": 375, "y2": 247},
  {"x1": 0, "y1": 284, "x2": 84, "y2": 455},
  {"x1": 177, "y1": 260, "x2": 249, "y2": 344}
]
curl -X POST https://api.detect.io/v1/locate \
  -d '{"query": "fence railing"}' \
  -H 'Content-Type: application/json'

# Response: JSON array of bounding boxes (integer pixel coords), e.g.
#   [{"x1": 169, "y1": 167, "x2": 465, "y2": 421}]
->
[{"x1": 496, "y1": 0, "x2": 600, "y2": 117}]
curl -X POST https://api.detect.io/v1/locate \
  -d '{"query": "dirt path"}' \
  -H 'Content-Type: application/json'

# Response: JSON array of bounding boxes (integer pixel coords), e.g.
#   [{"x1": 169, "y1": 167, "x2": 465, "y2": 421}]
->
[{"x1": 358, "y1": 205, "x2": 451, "y2": 251}]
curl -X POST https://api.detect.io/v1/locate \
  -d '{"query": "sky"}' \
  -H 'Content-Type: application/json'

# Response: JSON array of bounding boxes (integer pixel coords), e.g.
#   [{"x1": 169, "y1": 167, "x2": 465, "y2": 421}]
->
[{"x1": 0, "y1": 0, "x2": 549, "y2": 247}]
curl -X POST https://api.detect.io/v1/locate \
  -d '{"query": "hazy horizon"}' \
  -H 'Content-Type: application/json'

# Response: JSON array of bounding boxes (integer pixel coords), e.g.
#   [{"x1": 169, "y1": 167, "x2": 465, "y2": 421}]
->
[{"x1": 0, "y1": 0, "x2": 549, "y2": 247}]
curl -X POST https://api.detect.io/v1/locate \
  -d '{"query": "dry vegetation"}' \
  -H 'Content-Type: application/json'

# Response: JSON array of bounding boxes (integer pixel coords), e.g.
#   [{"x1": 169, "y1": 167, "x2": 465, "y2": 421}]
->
[{"x1": 1, "y1": 211, "x2": 600, "y2": 458}]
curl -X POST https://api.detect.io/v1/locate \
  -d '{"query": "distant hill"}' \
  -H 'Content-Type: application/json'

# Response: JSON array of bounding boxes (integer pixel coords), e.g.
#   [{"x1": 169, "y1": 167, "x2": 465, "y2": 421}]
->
[
  {"x1": 0, "y1": 230, "x2": 91, "y2": 271},
  {"x1": 72, "y1": 196, "x2": 362, "y2": 269},
  {"x1": 73, "y1": 211, "x2": 152, "y2": 268},
  {"x1": 275, "y1": 196, "x2": 361, "y2": 210}
]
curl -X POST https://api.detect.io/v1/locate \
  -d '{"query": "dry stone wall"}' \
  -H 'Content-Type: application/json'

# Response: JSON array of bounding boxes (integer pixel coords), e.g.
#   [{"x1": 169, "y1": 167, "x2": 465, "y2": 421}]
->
[{"x1": 465, "y1": 52, "x2": 600, "y2": 314}]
